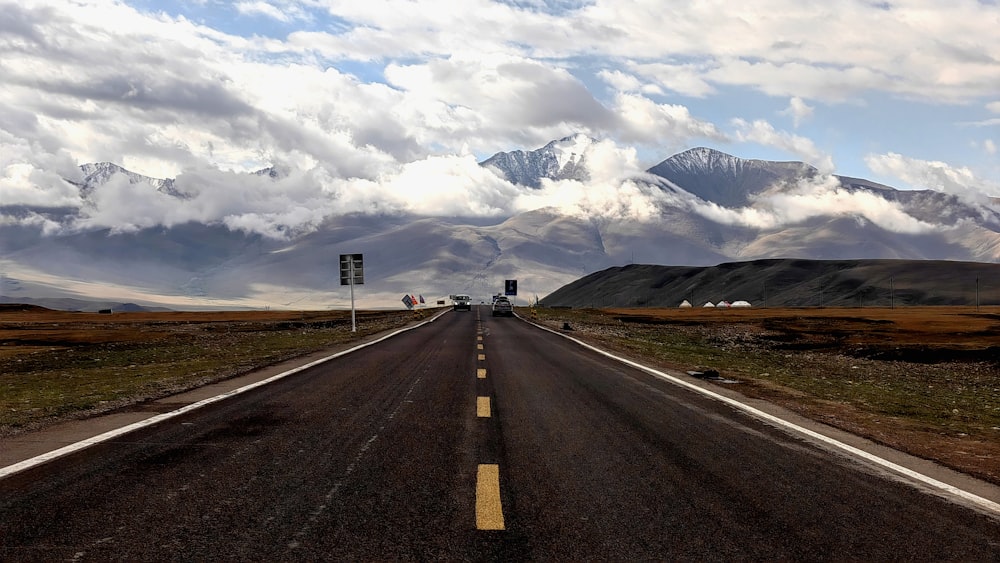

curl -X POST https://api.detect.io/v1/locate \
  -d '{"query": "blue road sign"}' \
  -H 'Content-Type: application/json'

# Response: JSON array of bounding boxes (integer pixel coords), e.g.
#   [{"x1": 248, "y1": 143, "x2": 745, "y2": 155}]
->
[{"x1": 505, "y1": 279, "x2": 517, "y2": 296}]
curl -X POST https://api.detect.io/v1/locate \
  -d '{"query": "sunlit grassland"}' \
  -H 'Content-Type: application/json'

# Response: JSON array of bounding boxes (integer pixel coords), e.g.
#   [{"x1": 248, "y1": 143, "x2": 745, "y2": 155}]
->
[
  {"x1": 529, "y1": 307, "x2": 1000, "y2": 438},
  {"x1": 0, "y1": 309, "x2": 433, "y2": 433}
]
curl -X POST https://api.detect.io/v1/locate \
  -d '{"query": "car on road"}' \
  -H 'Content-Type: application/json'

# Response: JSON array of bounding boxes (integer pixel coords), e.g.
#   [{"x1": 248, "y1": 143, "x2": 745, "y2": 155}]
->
[
  {"x1": 452, "y1": 294, "x2": 471, "y2": 311},
  {"x1": 491, "y1": 296, "x2": 513, "y2": 317}
]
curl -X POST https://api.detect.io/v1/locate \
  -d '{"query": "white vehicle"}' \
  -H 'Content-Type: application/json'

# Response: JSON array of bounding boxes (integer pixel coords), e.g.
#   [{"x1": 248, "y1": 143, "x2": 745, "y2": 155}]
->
[
  {"x1": 491, "y1": 296, "x2": 513, "y2": 317},
  {"x1": 452, "y1": 294, "x2": 471, "y2": 311}
]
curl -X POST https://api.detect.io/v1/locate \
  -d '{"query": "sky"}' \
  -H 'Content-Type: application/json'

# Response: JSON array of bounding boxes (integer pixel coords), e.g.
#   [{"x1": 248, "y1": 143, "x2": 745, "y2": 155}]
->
[{"x1": 1, "y1": 0, "x2": 999, "y2": 238}]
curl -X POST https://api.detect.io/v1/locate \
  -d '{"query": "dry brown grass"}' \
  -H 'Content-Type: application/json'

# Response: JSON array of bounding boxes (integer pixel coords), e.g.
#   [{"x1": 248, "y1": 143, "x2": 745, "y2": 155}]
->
[
  {"x1": 0, "y1": 305, "x2": 434, "y2": 436},
  {"x1": 531, "y1": 306, "x2": 1000, "y2": 485}
]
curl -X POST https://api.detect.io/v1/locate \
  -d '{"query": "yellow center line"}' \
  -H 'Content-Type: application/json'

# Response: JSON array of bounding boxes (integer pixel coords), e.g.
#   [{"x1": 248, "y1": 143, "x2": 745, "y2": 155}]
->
[
  {"x1": 477, "y1": 336, "x2": 483, "y2": 341},
  {"x1": 477, "y1": 343, "x2": 484, "y2": 350},
  {"x1": 477, "y1": 396, "x2": 491, "y2": 417},
  {"x1": 478, "y1": 354, "x2": 486, "y2": 361},
  {"x1": 476, "y1": 464, "x2": 506, "y2": 530},
  {"x1": 477, "y1": 368, "x2": 487, "y2": 379}
]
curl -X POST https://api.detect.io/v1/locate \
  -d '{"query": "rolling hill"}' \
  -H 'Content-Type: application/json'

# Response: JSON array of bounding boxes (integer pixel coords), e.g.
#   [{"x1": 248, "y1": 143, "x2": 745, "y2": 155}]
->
[{"x1": 539, "y1": 259, "x2": 1000, "y2": 308}]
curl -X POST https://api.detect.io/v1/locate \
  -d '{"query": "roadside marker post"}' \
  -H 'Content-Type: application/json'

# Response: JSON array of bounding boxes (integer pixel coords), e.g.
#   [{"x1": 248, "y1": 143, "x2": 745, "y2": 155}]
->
[{"x1": 340, "y1": 254, "x2": 364, "y2": 332}]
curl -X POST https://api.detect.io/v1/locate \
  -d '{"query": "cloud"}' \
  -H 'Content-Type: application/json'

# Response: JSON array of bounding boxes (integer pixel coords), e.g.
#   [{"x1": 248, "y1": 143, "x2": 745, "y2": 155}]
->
[
  {"x1": 510, "y1": 139, "x2": 664, "y2": 220},
  {"x1": 624, "y1": 62, "x2": 717, "y2": 98},
  {"x1": 708, "y1": 59, "x2": 893, "y2": 103},
  {"x1": 596, "y1": 69, "x2": 643, "y2": 93},
  {"x1": 235, "y1": 2, "x2": 303, "y2": 23},
  {"x1": 780, "y1": 97, "x2": 814, "y2": 128},
  {"x1": 865, "y1": 152, "x2": 1000, "y2": 202},
  {"x1": 731, "y1": 118, "x2": 834, "y2": 172},
  {"x1": 686, "y1": 174, "x2": 941, "y2": 234},
  {"x1": 1, "y1": 137, "x2": 688, "y2": 237},
  {"x1": 0, "y1": 127, "x2": 86, "y2": 207},
  {"x1": 614, "y1": 93, "x2": 727, "y2": 147},
  {"x1": 3, "y1": 0, "x2": 997, "y2": 178},
  {"x1": 384, "y1": 55, "x2": 618, "y2": 147},
  {"x1": 2, "y1": 0, "x2": 999, "y2": 245}
]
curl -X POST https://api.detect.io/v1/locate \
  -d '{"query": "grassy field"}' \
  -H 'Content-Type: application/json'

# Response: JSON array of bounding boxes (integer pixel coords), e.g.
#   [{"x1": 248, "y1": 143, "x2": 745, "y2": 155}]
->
[
  {"x1": 529, "y1": 306, "x2": 1000, "y2": 485},
  {"x1": 0, "y1": 305, "x2": 434, "y2": 435}
]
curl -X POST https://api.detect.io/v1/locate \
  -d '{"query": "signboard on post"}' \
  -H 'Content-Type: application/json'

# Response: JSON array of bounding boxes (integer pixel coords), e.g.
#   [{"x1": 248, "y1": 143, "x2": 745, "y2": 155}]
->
[
  {"x1": 339, "y1": 254, "x2": 364, "y2": 285},
  {"x1": 402, "y1": 294, "x2": 414, "y2": 309},
  {"x1": 340, "y1": 254, "x2": 363, "y2": 332},
  {"x1": 504, "y1": 279, "x2": 517, "y2": 296}
]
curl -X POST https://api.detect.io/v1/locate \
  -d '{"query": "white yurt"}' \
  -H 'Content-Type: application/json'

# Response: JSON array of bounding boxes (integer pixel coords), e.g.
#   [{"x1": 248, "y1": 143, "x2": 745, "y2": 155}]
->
[
  {"x1": 679, "y1": 300, "x2": 693, "y2": 308},
  {"x1": 731, "y1": 300, "x2": 752, "y2": 308},
  {"x1": 703, "y1": 302, "x2": 716, "y2": 307}
]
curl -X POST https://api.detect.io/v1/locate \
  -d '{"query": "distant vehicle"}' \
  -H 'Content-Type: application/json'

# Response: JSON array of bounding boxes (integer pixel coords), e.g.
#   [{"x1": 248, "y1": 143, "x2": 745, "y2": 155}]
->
[
  {"x1": 491, "y1": 296, "x2": 513, "y2": 317},
  {"x1": 452, "y1": 294, "x2": 471, "y2": 311}
]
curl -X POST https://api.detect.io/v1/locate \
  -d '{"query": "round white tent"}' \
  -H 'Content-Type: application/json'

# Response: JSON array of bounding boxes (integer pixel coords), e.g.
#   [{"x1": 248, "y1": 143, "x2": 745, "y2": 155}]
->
[{"x1": 679, "y1": 300, "x2": 693, "y2": 308}]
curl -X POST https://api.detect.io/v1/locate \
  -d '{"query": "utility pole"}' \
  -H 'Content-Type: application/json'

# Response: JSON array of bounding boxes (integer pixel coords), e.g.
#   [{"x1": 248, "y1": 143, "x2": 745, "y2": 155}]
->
[
  {"x1": 976, "y1": 277, "x2": 980, "y2": 312},
  {"x1": 890, "y1": 277, "x2": 894, "y2": 310}
]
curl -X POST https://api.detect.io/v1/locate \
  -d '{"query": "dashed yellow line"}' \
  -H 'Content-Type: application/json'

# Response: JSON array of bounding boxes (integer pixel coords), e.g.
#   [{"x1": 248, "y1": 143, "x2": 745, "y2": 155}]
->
[
  {"x1": 476, "y1": 464, "x2": 506, "y2": 530},
  {"x1": 473, "y1": 321, "x2": 503, "y2": 532},
  {"x1": 477, "y1": 396, "x2": 491, "y2": 417}
]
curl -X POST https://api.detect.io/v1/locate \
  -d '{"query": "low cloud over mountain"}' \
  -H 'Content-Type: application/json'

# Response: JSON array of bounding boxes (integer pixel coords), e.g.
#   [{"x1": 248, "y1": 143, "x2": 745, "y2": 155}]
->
[{"x1": 2, "y1": 137, "x2": 999, "y2": 309}]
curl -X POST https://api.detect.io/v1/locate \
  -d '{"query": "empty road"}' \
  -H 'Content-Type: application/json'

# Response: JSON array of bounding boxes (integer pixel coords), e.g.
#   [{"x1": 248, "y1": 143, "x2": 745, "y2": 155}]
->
[{"x1": 2, "y1": 306, "x2": 999, "y2": 560}]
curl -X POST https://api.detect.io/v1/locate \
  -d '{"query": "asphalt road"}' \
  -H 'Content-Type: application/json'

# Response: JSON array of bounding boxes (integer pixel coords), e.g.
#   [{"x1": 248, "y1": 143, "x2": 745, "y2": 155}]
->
[{"x1": 2, "y1": 306, "x2": 999, "y2": 560}]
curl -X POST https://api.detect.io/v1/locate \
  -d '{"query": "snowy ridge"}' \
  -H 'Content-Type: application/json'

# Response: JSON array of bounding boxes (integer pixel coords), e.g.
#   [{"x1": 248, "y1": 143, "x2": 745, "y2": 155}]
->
[
  {"x1": 77, "y1": 163, "x2": 182, "y2": 198},
  {"x1": 647, "y1": 147, "x2": 816, "y2": 208},
  {"x1": 479, "y1": 134, "x2": 594, "y2": 187}
]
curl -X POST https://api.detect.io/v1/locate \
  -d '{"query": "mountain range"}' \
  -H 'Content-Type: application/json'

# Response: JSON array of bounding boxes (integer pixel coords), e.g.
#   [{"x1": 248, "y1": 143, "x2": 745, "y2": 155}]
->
[{"x1": 2, "y1": 135, "x2": 999, "y2": 310}]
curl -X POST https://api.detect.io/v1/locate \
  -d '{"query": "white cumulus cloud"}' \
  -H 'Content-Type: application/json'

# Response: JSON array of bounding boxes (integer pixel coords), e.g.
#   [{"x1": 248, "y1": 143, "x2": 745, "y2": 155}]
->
[
  {"x1": 865, "y1": 152, "x2": 1000, "y2": 203},
  {"x1": 731, "y1": 119, "x2": 834, "y2": 173},
  {"x1": 686, "y1": 175, "x2": 941, "y2": 234}
]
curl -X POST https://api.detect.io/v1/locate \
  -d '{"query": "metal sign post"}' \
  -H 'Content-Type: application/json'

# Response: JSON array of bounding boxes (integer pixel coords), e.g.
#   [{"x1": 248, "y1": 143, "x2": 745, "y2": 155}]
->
[
  {"x1": 504, "y1": 280, "x2": 517, "y2": 296},
  {"x1": 340, "y1": 254, "x2": 364, "y2": 332},
  {"x1": 504, "y1": 279, "x2": 517, "y2": 306}
]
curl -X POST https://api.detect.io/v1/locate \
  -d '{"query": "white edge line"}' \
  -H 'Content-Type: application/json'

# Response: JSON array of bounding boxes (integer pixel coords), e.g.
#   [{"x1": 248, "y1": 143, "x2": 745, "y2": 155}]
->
[
  {"x1": 0, "y1": 309, "x2": 449, "y2": 480},
  {"x1": 524, "y1": 316, "x2": 1000, "y2": 517}
]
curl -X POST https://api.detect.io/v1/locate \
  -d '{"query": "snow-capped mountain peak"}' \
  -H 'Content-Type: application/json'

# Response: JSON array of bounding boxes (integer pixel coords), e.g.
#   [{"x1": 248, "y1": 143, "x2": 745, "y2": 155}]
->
[
  {"x1": 545, "y1": 133, "x2": 594, "y2": 171},
  {"x1": 479, "y1": 134, "x2": 595, "y2": 187},
  {"x1": 646, "y1": 147, "x2": 817, "y2": 208},
  {"x1": 76, "y1": 162, "x2": 182, "y2": 198}
]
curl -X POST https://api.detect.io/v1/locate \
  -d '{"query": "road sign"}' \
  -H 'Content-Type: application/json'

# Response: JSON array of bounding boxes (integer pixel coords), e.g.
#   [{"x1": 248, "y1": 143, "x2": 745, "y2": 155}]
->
[
  {"x1": 339, "y1": 254, "x2": 364, "y2": 285},
  {"x1": 402, "y1": 294, "x2": 414, "y2": 309},
  {"x1": 504, "y1": 279, "x2": 517, "y2": 296},
  {"x1": 340, "y1": 253, "x2": 364, "y2": 332}
]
